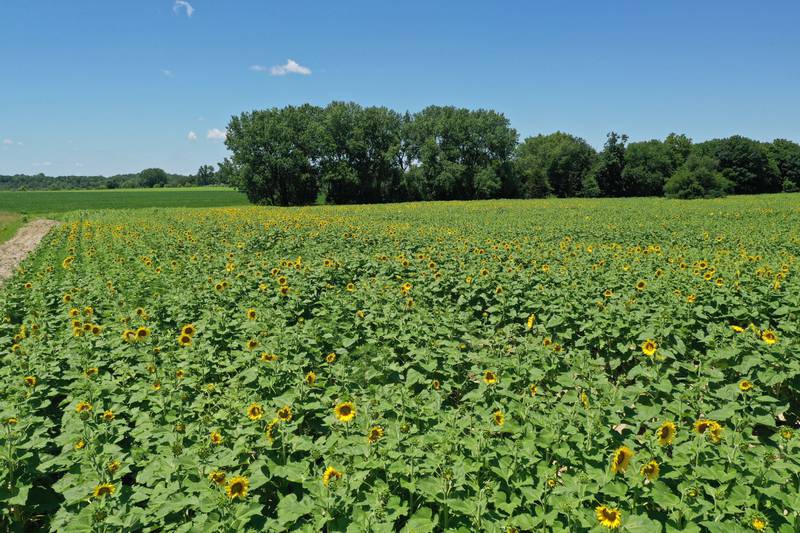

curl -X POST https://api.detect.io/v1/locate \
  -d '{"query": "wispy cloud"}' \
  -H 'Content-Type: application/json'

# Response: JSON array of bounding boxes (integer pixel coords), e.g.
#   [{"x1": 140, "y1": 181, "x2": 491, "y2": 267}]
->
[
  {"x1": 2, "y1": 138, "x2": 13, "y2": 145},
  {"x1": 206, "y1": 128, "x2": 227, "y2": 141},
  {"x1": 173, "y1": 0, "x2": 194, "y2": 17},
  {"x1": 161, "y1": 69, "x2": 174, "y2": 77},
  {"x1": 33, "y1": 161, "x2": 52, "y2": 167},
  {"x1": 187, "y1": 131, "x2": 198, "y2": 141},
  {"x1": 251, "y1": 59, "x2": 312, "y2": 76}
]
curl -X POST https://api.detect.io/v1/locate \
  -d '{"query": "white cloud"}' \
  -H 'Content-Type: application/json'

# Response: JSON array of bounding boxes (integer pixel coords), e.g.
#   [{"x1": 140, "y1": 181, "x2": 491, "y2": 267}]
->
[
  {"x1": 2, "y1": 138, "x2": 13, "y2": 145},
  {"x1": 33, "y1": 161, "x2": 52, "y2": 167},
  {"x1": 173, "y1": 0, "x2": 194, "y2": 17},
  {"x1": 187, "y1": 130, "x2": 198, "y2": 141},
  {"x1": 206, "y1": 128, "x2": 227, "y2": 141},
  {"x1": 75, "y1": 162, "x2": 84, "y2": 168},
  {"x1": 161, "y1": 69, "x2": 174, "y2": 77},
  {"x1": 259, "y1": 59, "x2": 312, "y2": 76}
]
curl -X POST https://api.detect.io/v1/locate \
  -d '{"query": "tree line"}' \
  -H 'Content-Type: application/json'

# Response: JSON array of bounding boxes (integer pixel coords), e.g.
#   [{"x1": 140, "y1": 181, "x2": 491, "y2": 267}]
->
[
  {"x1": 222, "y1": 102, "x2": 800, "y2": 204},
  {"x1": 0, "y1": 166, "x2": 224, "y2": 191}
]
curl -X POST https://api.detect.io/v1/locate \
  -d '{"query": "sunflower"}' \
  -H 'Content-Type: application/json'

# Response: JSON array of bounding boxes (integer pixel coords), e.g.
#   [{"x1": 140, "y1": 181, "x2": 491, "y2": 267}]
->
[
  {"x1": 739, "y1": 379, "x2": 753, "y2": 392},
  {"x1": 136, "y1": 327, "x2": 150, "y2": 340},
  {"x1": 24, "y1": 375, "x2": 37, "y2": 387},
  {"x1": 367, "y1": 426, "x2": 384, "y2": 444},
  {"x1": 595, "y1": 505, "x2": 622, "y2": 529},
  {"x1": 246, "y1": 308, "x2": 257, "y2": 320},
  {"x1": 640, "y1": 460, "x2": 659, "y2": 481},
  {"x1": 102, "y1": 410, "x2": 114, "y2": 422},
  {"x1": 277, "y1": 275, "x2": 288, "y2": 286},
  {"x1": 209, "y1": 470, "x2": 226, "y2": 485},
  {"x1": 687, "y1": 294, "x2": 696, "y2": 303},
  {"x1": 635, "y1": 280, "x2": 646, "y2": 291},
  {"x1": 178, "y1": 334, "x2": 192, "y2": 347},
  {"x1": 751, "y1": 516, "x2": 767, "y2": 531},
  {"x1": 69, "y1": 308, "x2": 80, "y2": 318},
  {"x1": 107, "y1": 460, "x2": 121, "y2": 474},
  {"x1": 277, "y1": 405, "x2": 292, "y2": 422},
  {"x1": 610, "y1": 446, "x2": 634, "y2": 474},
  {"x1": 93, "y1": 483, "x2": 115, "y2": 498},
  {"x1": 656, "y1": 421, "x2": 676, "y2": 446},
  {"x1": 75, "y1": 401, "x2": 93, "y2": 414},
  {"x1": 526, "y1": 313, "x2": 536, "y2": 330},
  {"x1": 580, "y1": 391, "x2": 590, "y2": 408},
  {"x1": 265, "y1": 418, "x2": 280, "y2": 443},
  {"x1": 641, "y1": 339, "x2": 657, "y2": 357},
  {"x1": 334, "y1": 401, "x2": 356, "y2": 423},
  {"x1": 529, "y1": 384, "x2": 537, "y2": 396},
  {"x1": 694, "y1": 419, "x2": 723, "y2": 443},
  {"x1": 322, "y1": 466, "x2": 343, "y2": 486},
  {"x1": 74, "y1": 439, "x2": 85, "y2": 450},
  {"x1": 246, "y1": 339, "x2": 258, "y2": 350},
  {"x1": 781, "y1": 428, "x2": 793, "y2": 440},
  {"x1": 225, "y1": 476, "x2": 249, "y2": 500},
  {"x1": 175, "y1": 369, "x2": 185, "y2": 379},
  {"x1": 247, "y1": 403, "x2": 264, "y2": 421},
  {"x1": 152, "y1": 381, "x2": 161, "y2": 391},
  {"x1": 91, "y1": 325, "x2": 102, "y2": 335},
  {"x1": 122, "y1": 329, "x2": 136, "y2": 342},
  {"x1": 325, "y1": 352, "x2": 337, "y2": 364},
  {"x1": 279, "y1": 285, "x2": 289, "y2": 296},
  {"x1": 181, "y1": 324, "x2": 196, "y2": 337},
  {"x1": 603, "y1": 289, "x2": 613, "y2": 298},
  {"x1": 761, "y1": 329, "x2": 778, "y2": 345},
  {"x1": 432, "y1": 379, "x2": 441, "y2": 390},
  {"x1": 210, "y1": 431, "x2": 223, "y2": 445},
  {"x1": 483, "y1": 370, "x2": 498, "y2": 385},
  {"x1": 492, "y1": 410, "x2": 505, "y2": 426},
  {"x1": 731, "y1": 325, "x2": 744, "y2": 333},
  {"x1": 259, "y1": 352, "x2": 278, "y2": 362}
]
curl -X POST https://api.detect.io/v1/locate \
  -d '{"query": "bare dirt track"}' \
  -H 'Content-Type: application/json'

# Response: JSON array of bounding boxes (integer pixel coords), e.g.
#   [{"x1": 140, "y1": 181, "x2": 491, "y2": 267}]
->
[{"x1": 0, "y1": 219, "x2": 59, "y2": 283}]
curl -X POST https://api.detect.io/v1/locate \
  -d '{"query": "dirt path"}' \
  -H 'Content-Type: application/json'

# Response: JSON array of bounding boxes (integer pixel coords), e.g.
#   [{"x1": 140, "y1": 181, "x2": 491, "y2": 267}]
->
[{"x1": 0, "y1": 219, "x2": 60, "y2": 283}]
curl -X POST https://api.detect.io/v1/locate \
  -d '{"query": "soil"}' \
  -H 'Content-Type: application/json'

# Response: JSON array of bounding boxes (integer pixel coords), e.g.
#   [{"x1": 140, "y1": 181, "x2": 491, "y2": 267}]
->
[{"x1": 0, "y1": 219, "x2": 60, "y2": 283}]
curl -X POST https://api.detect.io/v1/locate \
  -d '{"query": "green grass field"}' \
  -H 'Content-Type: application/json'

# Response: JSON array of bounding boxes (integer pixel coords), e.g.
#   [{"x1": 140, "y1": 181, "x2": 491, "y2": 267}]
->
[
  {"x1": 0, "y1": 187, "x2": 249, "y2": 216},
  {"x1": 0, "y1": 212, "x2": 24, "y2": 244}
]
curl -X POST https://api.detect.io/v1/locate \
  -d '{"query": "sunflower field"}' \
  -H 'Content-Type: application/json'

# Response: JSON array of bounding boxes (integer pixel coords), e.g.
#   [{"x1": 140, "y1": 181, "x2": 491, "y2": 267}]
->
[{"x1": 1, "y1": 195, "x2": 799, "y2": 532}]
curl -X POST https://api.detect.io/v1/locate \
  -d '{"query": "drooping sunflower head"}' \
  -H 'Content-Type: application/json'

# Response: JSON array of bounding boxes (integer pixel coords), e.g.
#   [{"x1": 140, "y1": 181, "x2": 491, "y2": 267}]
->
[
  {"x1": 265, "y1": 418, "x2": 280, "y2": 443},
  {"x1": 483, "y1": 370, "x2": 498, "y2": 385},
  {"x1": 641, "y1": 339, "x2": 657, "y2": 357},
  {"x1": 322, "y1": 466, "x2": 343, "y2": 487},
  {"x1": 367, "y1": 426, "x2": 384, "y2": 444},
  {"x1": 102, "y1": 410, "x2": 114, "y2": 422},
  {"x1": 334, "y1": 401, "x2": 356, "y2": 423},
  {"x1": 595, "y1": 505, "x2": 622, "y2": 529},
  {"x1": 432, "y1": 379, "x2": 441, "y2": 390},
  {"x1": 259, "y1": 352, "x2": 278, "y2": 363},
  {"x1": 107, "y1": 460, "x2": 121, "y2": 474},
  {"x1": 93, "y1": 483, "x2": 115, "y2": 498},
  {"x1": 209, "y1": 470, "x2": 226, "y2": 485},
  {"x1": 640, "y1": 460, "x2": 659, "y2": 481},
  {"x1": 529, "y1": 384, "x2": 538, "y2": 397},
  {"x1": 24, "y1": 375, "x2": 37, "y2": 387},
  {"x1": 305, "y1": 371, "x2": 316, "y2": 386},
  {"x1": 325, "y1": 352, "x2": 336, "y2": 364},
  {"x1": 75, "y1": 401, "x2": 93, "y2": 414},
  {"x1": 240, "y1": 401, "x2": 262, "y2": 421},
  {"x1": 610, "y1": 446, "x2": 634, "y2": 474},
  {"x1": 277, "y1": 405, "x2": 293, "y2": 422},
  {"x1": 657, "y1": 421, "x2": 676, "y2": 446},
  {"x1": 492, "y1": 410, "x2": 505, "y2": 426},
  {"x1": 225, "y1": 476, "x2": 249, "y2": 500}
]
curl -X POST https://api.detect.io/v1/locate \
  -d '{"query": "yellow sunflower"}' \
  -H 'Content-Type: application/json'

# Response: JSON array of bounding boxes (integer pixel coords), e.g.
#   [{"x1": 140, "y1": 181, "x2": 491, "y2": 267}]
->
[
  {"x1": 305, "y1": 371, "x2": 316, "y2": 386},
  {"x1": 610, "y1": 446, "x2": 634, "y2": 474},
  {"x1": 277, "y1": 405, "x2": 293, "y2": 422},
  {"x1": 210, "y1": 431, "x2": 223, "y2": 445},
  {"x1": 102, "y1": 410, "x2": 114, "y2": 422},
  {"x1": 492, "y1": 410, "x2": 505, "y2": 426},
  {"x1": 334, "y1": 401, "x2": 356, "y2": 423},
  {"x1": 483, "y1": 370, "x2": 498, "y2": 385},
  {"x1": 367, "y1": 426, "x2": 384, "y2": 444},
  {"x1": 93, "y1": 483, "x2": 115, "y2": 498},
  {"x1": 596, "y1": 505, "x2": 622, "y2": 529},
  {"x1": 24, "y1": 375, "x2": 37, "y2": 387},
  {"x1": 739, "y1": 379, "x2": 753, "y2": 392},
  {"x1": 656, "y1": 421, "x2": 676, "y2": 446},
  {"x1": 246, "y1": 308, "x2": 257, "y2": 320},
  {"x1": 178, "y1": 334, "x2": 192, "y2": 347},
  {"x1": 761, "y1": 329, "x2": 778, "y2": 345},
  {"x1": 265, "y1": 418, "x2": 280, "y2": 443},
  {"x1": 640, "y1": 460, "x2": 659, "y2": 481},
  {"x1": 209, "y1": 470, "x2": 226, "y2": 485},
  {"x1": 751, "y1": 516, "x2": 767, "y2": 531},
  {"x1": 641, "y1": 339, "x2": 657, "y2": 357},
  {"x1": 181, "y1": 324, "x2": 196, "y2": 337},
  {"x1": 322, "y1": 466, "x2": 343, "y2": 486},
  {"x1": 247, "y1": 403, "x2": 264, "y2": 421},
  {"x1": 325, "y1": 352, "x2": 337, "y2": 364},
  {"x1": 75, "y1": 401, "x2": 93, "y2": 414},
  {"x1": 225, "y1": 476, "x2": 249, "y2": 500}
]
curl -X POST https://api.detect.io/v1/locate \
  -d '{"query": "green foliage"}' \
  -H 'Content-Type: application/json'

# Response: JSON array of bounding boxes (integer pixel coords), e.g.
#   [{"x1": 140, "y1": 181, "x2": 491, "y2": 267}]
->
[
  {"x1": 768, "y1": 139, "x2": 800, "y2": 188},
  {"x1": 664, "y1": 155, "x2": 730, "y2": 198},
  {"x1": 2, "y1": 197, "x2": 799, "y2": 531},
  {"x1": 514, "y1": 132, "x2": 596, "y2": 197},
  {"x1": 694, "y1": 136, "x2": 781, "y2": 194},
  {"x1": 622, "y1": 140, "x2": 679, "y2": 196},
  {"x1": 591, "y1": 132, "x2": 628, "y2": 197}
]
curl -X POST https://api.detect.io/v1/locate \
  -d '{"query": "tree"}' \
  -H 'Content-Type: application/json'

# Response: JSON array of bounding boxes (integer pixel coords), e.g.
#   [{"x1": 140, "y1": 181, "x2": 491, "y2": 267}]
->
[
  {"x1": 622, "y1": 140, "x2": 675, "y2": 196},
  {"x1": 767, "y1": 139, "x2": 800, "y2": 192},
  {"x1": 694, "y1": 136, "x2": 780, "y2": 194},
  {"x1": 225, "y1": 105, "x2": 324, "y2": 205},
  {"x1": 591, "y1": 132, "x2": 628, "y2": 196},
  {"x1": 514, "y1": 133, "x2": 596, "y2": 197},
  {"x1": 139, "y1": 168, "x2": 168, "y2": 188},
  {"x1": 664, "y1": 154, "x2": 730, "y2": 199},
  {"x1": 195, "y1": 165, "x2": 216, "y2": 186}
]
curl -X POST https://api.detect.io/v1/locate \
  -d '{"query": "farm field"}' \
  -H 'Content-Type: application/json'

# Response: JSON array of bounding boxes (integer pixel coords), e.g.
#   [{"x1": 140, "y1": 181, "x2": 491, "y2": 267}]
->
[
  {"x1": 0, "y1": 187, "x2": 249, "y2": 216},
  {"x1": 0, "y1": 212, "x2": 23, "y2": 244},
  {"x1": 1, "y1": 195, "x2": 799, "y2": 531}
]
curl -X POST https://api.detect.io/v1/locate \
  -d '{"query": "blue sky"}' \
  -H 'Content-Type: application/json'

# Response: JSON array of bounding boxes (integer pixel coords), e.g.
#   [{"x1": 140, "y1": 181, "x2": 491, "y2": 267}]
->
[{"x1": 1, "y1": 1, "x2": 799, "y2": 176}]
